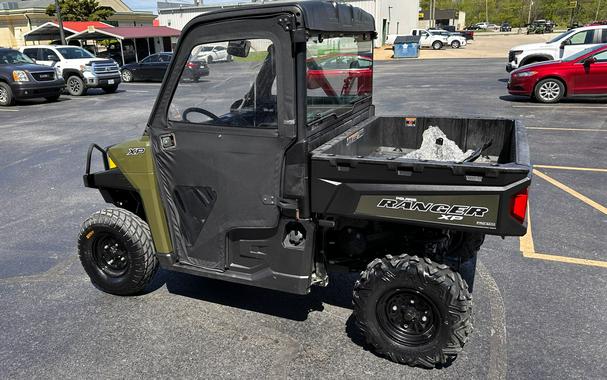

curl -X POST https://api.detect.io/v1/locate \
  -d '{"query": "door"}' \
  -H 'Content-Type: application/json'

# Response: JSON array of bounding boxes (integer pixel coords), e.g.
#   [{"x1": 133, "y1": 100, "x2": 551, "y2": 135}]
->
[
  {"x1": 156, "y1": 53, "x2": 172, "y2": 79},
  {"x1": 138, "y1": 54, "x2": 159, "y2": 80},
  {"x1": 147, "y1": 17, "x2": 296, "y2": 270},
  {"x1": 560, "y1": 29, "x2": 598, "y2": 59},
  {"x1": 572, "y1": 50, "x2": 607, "y2": 94}
]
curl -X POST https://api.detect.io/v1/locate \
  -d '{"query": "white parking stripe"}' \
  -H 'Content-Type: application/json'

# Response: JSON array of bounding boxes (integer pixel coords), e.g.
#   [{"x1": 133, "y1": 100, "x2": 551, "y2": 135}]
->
[
  {"x1": 0, "y1": 108, "x2": 19, "y2": 112},
  {"x1": 512, "y1": 105, "x2": 607, "y2": 110}
]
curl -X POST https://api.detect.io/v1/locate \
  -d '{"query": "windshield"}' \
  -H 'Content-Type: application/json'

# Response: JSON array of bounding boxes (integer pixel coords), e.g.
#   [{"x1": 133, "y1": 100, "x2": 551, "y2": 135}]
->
[
  {"x1": 0, "y1": 50, "x2": 34, "y2": 65},
  {"x1": 56, "y1": 47, "x2": 95, "y2": 59},
  {"x1": 547, "y1": 30, "x2": 575, "y2": 44},
  {"x1": 306, "y1": 34, "x2": 373, "y2": 124},
  {"x1": 563, "y1": 46, "x2": 598, "y2": 61}
]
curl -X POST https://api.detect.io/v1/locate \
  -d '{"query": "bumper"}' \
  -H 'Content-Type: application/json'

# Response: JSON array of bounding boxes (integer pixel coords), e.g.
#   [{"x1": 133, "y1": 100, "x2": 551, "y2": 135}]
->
[
  {"x1": 11, "y1": 79, "x2": 65, "y2": 99},
  {"x1": 83, "y1": 73, "x2": 121, "y2": 88},
  {"x1": 507, "y1": 77, "x2": 536, "y2": 96}
]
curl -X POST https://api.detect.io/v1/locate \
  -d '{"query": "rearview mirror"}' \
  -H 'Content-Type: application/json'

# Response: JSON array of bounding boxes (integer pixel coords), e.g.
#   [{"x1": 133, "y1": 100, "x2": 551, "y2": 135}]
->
[{"x1": 227, "y1": 40, "x2": 251, "y2": 58}]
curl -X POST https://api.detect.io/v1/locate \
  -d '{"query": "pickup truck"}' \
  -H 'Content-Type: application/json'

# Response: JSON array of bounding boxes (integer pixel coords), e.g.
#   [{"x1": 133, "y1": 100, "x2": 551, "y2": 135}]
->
[
  {"x1": 507, "y1": 25, "x2": 607, "y2": 71},
  {"x1": 410, "y1": 28, "x2": 449, "y2": 49},
  {"x1": 20, "y1": 45, "x2": 121, "y2": 95},
  {"x1": 78, "y1": 0, "x2": 531, "y2": 369}
]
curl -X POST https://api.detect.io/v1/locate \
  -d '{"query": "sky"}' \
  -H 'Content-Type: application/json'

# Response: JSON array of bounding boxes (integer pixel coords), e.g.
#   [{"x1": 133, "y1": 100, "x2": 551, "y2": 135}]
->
[{"x1": 124, "y1": 0, "x2": 245, "y2": 13}]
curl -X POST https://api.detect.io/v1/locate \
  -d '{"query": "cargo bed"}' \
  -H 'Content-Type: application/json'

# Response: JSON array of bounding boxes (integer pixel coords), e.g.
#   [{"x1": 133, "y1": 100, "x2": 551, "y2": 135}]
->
[{"x1": 310, "y1": 116, "x2": 532, "y2": 236}]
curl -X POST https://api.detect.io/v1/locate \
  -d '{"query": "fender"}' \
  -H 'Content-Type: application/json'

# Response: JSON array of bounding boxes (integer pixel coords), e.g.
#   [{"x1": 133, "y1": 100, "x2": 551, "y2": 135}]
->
[
  {"x1": 520, "y1": 54, "x2": 554, "y2": 66},
  {"x1": 62, "y1": 68, "x2": 83, "y2": 79}
]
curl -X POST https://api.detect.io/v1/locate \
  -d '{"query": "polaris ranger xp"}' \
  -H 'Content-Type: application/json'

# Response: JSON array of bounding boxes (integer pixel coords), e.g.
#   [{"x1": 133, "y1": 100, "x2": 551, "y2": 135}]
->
[{"x1": 79, "y1": 1, "x2": 531, "y2": 368}]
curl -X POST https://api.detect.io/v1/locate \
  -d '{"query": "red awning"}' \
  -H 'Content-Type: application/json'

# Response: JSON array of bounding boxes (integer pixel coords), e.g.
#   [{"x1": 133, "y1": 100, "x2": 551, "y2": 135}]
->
[{"x1": 67, "y1": 26, "x2": 181, "y2": 41}]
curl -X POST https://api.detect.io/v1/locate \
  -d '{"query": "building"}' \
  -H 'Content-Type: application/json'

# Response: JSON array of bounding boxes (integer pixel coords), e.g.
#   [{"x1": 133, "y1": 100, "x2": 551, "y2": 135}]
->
[
  {"x1": 157, "y1": 0, "x2": 419, "y2": 47},
  {"x1": 0, "y1": 0, "x2": 156, "y2": 48},
  {"x1": 418, "y1": 9, "x2": 466, "y2": 31}
]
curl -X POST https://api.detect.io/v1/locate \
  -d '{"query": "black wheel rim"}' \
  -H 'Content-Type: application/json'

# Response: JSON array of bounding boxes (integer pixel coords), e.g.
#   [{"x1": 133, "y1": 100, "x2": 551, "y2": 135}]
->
[
  {"x1": 92, "y1": 232, "x2": 129, "y2": 277},
  {"x1": 377, "y1": 288, "x2": 441, "y2": 347}
]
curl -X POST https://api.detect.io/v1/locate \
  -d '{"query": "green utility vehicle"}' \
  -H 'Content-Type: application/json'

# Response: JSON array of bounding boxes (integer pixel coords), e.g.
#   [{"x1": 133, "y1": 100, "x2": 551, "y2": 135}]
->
[{"x1": 79, "y1": 1, "x2": 531, "y2": 368}]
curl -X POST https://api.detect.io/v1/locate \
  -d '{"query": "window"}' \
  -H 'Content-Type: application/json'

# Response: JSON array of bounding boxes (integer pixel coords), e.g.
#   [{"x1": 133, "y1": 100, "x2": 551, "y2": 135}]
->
[
  {"x1": 142, "y1": 54, "x2": 159, "y2": 63},
  {"x1": 169, "y1": 38, "x2": 277, "y2": 129},
  {"x1": 55, "y1": 47, "x2": 94, "y2": 59},
  {"x1": 594, "y1": 50, "x2": 607, "y2": 62},
  {"x1": 0, "y1": 50, "x2": 34, "y2": 65},
  {"x1": 22, "y1": 48, "x2": 37, "y2": 60},
  {"x1": 306, "y1": 34, "x2": 373, "y2": 124},
  {"x1": 568, "y1": 30, "x2": 595, "y2": 45},
  {"x1": 39, "y1": 48, "x2": 59, "y2": 61},
  {"x1": 158, "y1": 54, "x2": 172, "y2": 62},
  {"x1": 601, "y1": 29, "x2": 607, "y2": 43}
]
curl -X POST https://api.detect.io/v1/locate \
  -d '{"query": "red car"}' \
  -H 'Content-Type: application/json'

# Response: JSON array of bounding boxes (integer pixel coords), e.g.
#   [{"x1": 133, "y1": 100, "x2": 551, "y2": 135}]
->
[
  {"x1": 307, "y1": 54, "x2": 372, "y2": 96},
  {"x1": 508, "y1": 44, "x2": 607, "y2": 103}
]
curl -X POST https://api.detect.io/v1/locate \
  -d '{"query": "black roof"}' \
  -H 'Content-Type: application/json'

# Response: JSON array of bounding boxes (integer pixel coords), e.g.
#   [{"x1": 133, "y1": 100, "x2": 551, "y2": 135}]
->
[{"x1": 185, "y1": 0, "x2": 375, "y2": 34}]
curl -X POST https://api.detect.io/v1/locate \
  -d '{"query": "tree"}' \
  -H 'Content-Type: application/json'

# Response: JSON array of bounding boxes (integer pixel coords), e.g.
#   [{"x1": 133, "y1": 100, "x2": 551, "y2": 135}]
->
[{"x1": 46, "y1": 0, "x2": 115, "y2": 21}]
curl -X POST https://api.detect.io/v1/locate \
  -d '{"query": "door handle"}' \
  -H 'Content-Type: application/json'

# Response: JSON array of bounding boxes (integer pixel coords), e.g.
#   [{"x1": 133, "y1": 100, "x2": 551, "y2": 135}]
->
[{"x1": 160, "y1": 133, "x2": 176, "y2": 150}]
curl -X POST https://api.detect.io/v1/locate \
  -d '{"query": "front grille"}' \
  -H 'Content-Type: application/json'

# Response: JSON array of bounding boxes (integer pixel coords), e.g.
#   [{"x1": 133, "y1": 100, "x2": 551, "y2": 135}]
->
[
  {"x1": 92, "y1": 62, "x2": 119, "y2": 75},
  {"x1": 31, "y1": 71, "x2": 56, "y2": 81}
]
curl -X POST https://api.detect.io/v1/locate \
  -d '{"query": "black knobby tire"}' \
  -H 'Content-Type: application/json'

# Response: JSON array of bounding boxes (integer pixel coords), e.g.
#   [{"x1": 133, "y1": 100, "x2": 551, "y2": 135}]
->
[
  {"x1": 102, "y1": 85, "x2": 119, "y2": 94},
  {"x1": 432, "y1": 41, "x2": 443, "y2": 50},
  {"x1": 353, "y1": 254, "x2": 473, "y2": 368},
  {"x1": 0, "y1": 82, "x2": 15, "y2": 106},
  {"x1": 45, "y1": 94, "x2": 61, "y2": 102},
  {"x1": 78, "y1": 208, "x2": 158, "y2": 296},
  {"x1": 534, "y1": 78, "x2": 565, "y2": 103},
  {"x1": 67, "y1": 75, "x2": 86, "y2": 96}
]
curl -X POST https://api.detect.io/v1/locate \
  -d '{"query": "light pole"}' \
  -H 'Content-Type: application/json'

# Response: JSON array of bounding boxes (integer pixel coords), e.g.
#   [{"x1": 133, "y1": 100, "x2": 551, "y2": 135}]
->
[
  {"x1": 54, "y1": 0, "x2": 66, "y2": 45},
  {"x1": 527, "y1": 0, "x2": 534, "y2": 25},
  {"x1": 486, "y1": 0, "x2": 489, "y2": 24},
  {"x1": 597, "y1": 0, "x2": 602, "y2": 20},
  {"x1": 388, "y1": 6, "x2": 392, "y2": 34}
]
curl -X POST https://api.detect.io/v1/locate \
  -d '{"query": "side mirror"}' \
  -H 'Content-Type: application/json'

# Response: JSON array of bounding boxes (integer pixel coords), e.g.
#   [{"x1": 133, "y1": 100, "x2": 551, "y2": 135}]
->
[
  {"x1": 560, "y1": 40, "x2": 570, "y2": 48},
  {"x1": 47, "y1": 55, "x2": 59, "y2": 61},
  {"x1": 227, "y1": 40, "x2": 251, "y2": 58},
  {"x1": 584, "y1": 56, "x2": 597, "y2": 66}
]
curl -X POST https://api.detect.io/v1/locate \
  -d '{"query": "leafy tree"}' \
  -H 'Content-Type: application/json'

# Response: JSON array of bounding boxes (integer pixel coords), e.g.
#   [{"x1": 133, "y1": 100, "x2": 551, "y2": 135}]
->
[{"x1": 46, "y1": 0, "x2": 115, "y2": 21}]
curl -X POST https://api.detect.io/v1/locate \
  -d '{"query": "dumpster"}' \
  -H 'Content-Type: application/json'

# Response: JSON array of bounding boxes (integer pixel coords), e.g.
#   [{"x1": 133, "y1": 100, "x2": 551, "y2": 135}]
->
[{"x1": 393, "y1": 35, "x2": 421, "y2": 59}]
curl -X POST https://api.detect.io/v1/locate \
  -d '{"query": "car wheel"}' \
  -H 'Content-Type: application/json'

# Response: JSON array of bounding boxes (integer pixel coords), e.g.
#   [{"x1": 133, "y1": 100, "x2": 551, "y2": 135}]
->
[
  {"x1": 44, "y1": 94, "x2": 61, "y2": 102},
  {"x1": 102, "y1": 85, "x2": 119, "y2": 94},
  {"x1": 432, "y1": 41, "x2": 443, "y2": 50},
  {"x1": 227, "y1": 54, "x2": 233, "y2": 62},
  {"x1": 207, "y1": 56, "x2": 214, "y2": 64},
  {"x1": 353, "y1": 254, "x2": 472, "y2": 368},
  {"x1": 451, "y1": 40, "x2": 461, "y2": 49},
  {"x1": 78, "y1": 208, "x2": 159, "y2": 296},
  {"x1": 121, "y1": 69, "x2": 134, "y2": 83},
  {"x1": 534, "y1": 78, "x2": 565, "y2": 103},
  {"x1": 0, "y1": 82, "x2": 15, "y2": 106},
  {"x1": 67, "y1": 75, "x2": 86, "y2": 96}
]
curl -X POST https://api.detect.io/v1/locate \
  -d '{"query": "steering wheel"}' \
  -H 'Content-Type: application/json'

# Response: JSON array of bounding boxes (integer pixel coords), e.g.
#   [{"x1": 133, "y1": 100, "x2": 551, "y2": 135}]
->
[{"x1": 182, "y1": 107, "x2": 220, "y2": 123}]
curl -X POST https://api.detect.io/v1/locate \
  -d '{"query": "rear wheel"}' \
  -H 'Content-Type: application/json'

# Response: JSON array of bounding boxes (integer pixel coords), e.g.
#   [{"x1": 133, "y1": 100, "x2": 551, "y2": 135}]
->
[
  {"x1": 432, "y1": 41, "x2": 443, "y2": 50},
  {"x1": 121, "y1": 69, "x2": 134, "y2": 83},
  {"x1": 354, "y1": 254, "x2": 472, "y2": 368},
  {"x1": 534, "y1": 78, "x2": 565, "y2": 103},
  {"x1": 78, "y1": 208, "x2": 158, "y2": 296},
  {"x1": 67, "y1": 75, "x2": 86, "y2": 96},
  {"x1": 451, "y1": 40, "x2": 461, "y2": 49},
  {"x1": 0, "y1": 82, "x2": 15, "y2": 106},
  {"x1": 102, "y1": 84, "x2": 119, "y2": 94}
]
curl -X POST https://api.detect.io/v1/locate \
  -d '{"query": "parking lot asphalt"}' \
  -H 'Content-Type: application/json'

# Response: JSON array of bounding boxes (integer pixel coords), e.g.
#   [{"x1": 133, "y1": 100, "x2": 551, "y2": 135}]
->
[{"x1": 1, "y1": 59, "x2": 606, "y2": 379}]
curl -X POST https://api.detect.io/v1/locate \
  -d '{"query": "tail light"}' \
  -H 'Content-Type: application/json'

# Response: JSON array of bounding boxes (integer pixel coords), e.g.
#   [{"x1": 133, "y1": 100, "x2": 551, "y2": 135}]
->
[
  {"x1": 510, "y1": 188, "x2": 529, "y2": 223},
  {"x1": 186, "y1": 62, "x2": 196, "y2": 69}
]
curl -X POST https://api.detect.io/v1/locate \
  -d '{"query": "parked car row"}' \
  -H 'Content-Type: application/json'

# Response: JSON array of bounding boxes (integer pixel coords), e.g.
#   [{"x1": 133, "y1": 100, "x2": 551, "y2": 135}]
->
[{"x1": 386, "y1": 28, "x2": 467, "y2": 50}]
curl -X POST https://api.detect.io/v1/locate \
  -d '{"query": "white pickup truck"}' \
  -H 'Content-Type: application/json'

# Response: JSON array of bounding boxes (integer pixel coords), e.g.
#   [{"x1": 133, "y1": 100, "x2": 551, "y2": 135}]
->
[
  {"x1": 506, "y1": 25, "x2": 607, "y2": 72},
  {"x1": 410, "y1": 29, "x2": 449, "y2": 50},
  {"x1": 20, "y1": 45, "x2": 121, "y2": 96}
]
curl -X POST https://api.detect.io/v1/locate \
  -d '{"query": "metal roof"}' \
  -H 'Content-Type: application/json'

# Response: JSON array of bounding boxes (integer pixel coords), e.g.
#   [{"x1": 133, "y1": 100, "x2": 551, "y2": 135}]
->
[
  {"x1": 22, "y1": 21, "x2": 112, "y2": 41},
  {"x1": 67, "y1": 26, "x2": 181, "y2": 40}
]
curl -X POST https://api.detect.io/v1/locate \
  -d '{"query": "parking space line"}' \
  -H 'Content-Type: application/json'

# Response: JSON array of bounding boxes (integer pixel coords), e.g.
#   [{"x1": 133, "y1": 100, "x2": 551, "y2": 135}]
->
[
  {"x1": 0, "y1": 109, "x2": 19, "y2": 112},
  {"x1": 533, "y1": 169, "x2": 607, "y2": 215},
  {"x1": 513, "y1": 105, "x2": 607, "y2": 110},
  {"x1": 520, "y1": 206, "x2": 607, "y2": 269},
  {"x1": 126, "y1": 90, "x2": 150, "y2": 93},
  {"x1": 533, "y1": 165, "x2": 607, "y2": 173},
  {"x1": 526, "y1": 127, "x2": 606, "y2": 132}
]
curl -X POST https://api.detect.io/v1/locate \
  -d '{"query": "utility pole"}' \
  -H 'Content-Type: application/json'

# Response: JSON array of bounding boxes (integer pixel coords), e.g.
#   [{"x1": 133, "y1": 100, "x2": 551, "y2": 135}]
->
[
  {"x1": 54, "y1": 0, "x2": 66, "y2": 45},
  {"x1": 597, "y1": 0, "x2": 602, "y2": 20},
  {"x1": 527, "y1": 0, "x2": 533, "y2": 25},
  {"x1": 486, "y1": 0, "x2": 489, "y2": 24}
]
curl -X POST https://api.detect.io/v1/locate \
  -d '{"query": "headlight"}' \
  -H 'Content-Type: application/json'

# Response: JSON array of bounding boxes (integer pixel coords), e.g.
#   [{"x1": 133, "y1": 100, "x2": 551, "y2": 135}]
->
[
  {"x1": 513, "y1": 71, "x2": 537, "y2": 78},
  {"x1": 79, "y1": 65, "x2": 92, "y2": 73},
  {"x1": 12, "y1": 70, "x2": 29, "y2": 82},
  {"x1": 55, "y1": 67, "x2": 62, "y2": 79}
]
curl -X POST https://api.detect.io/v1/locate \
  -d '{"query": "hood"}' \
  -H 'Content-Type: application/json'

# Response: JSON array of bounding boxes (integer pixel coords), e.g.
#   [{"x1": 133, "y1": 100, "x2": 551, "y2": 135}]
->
[
  {"x1": 64, "y1": 58, "x2": 116, "y2": 66},
  {"x1": 7, "y1": 63, "x2": 56, "y2": 72},
  {"x1": 510, "y1": 42, "x2": 556, "y2": 52},
  {"x1": 512, "y1": 60, "x2": 562, "y2": 73}
]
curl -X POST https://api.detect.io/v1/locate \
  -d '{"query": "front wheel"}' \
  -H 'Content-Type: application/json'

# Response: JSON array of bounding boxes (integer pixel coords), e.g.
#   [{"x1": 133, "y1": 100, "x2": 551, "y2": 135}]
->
[
  {"x1": 121, "y1": 69, "x2": 134, "y2": 83},
  {"x1": 432, "y1": 41, "x2": 443, "y2": 50},
  {"x1": 0, "y1": 82, "x2": 15, "y2": 106},
  {"x1": 66, "y1": 75, "x2": 86, "y2": 96},
  {"x1": 78, "y1": 208, "x2": 158, "y2": 296},
  {"x1": 353, "y1": 254, "x2": 472, "y2": 368},
  {"x1": 534, "y1": 78, "x2": 565, "y2": 103},
  {"x1": 451, "y1": 40, "x2": 461, "y2": 49}
]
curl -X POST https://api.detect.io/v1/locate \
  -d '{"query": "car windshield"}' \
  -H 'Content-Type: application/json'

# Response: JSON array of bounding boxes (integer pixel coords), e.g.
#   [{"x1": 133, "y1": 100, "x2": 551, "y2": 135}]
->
[
  {"x1": 547, "y1": 30, "x2": 575, "y2": 43},
  {"x1": 0, "y1": 50, "x2": 34, "y2": 65},
  {"x1": 563, "y1": 46, "x2": 600, "y2": 61},
  {"x1": 306, "y1": 34, "x2": 373, "y2": 124},
  {"x1": 56, "y1": 47, "x2": 95, "y2": 59}
]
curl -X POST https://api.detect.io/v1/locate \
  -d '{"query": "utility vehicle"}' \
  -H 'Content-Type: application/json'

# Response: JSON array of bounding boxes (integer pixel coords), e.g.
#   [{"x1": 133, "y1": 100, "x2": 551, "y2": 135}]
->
[{"x1": 79, "y1": 1, "x2": 531, "y2": 368}]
